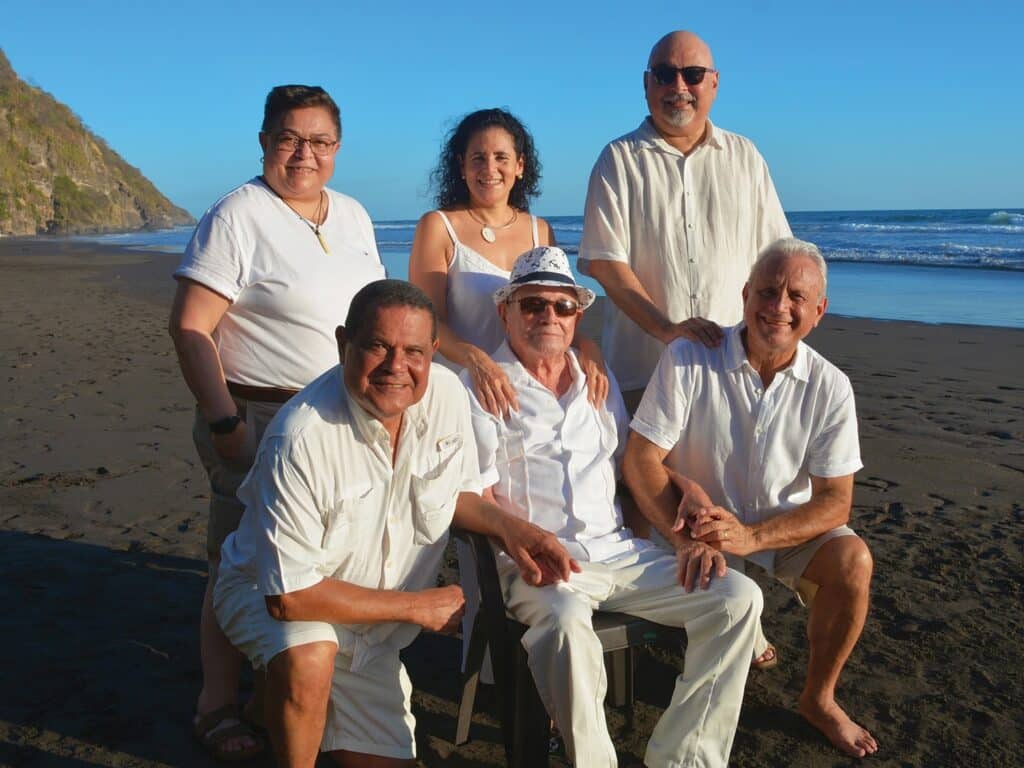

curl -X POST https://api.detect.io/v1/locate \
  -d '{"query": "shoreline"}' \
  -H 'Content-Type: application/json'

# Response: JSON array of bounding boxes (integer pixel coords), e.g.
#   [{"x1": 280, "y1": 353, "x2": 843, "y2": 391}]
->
[
  {"x1": 2, "y1": 239, "x2": 1023, "y2": 767},
  {"x1": 9, "y1": 232, "x2": 1024, "y2": 331}
]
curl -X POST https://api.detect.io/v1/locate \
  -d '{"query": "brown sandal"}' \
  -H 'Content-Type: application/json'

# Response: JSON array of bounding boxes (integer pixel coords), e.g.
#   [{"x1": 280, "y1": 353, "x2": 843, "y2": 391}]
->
[{"x1": 193, "y1": 704, "x2": 266, "y2": 762}]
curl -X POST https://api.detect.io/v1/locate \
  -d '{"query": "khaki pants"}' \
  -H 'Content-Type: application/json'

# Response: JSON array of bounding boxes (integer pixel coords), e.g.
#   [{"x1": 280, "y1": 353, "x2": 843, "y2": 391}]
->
[{"x1": 191, "y1": 398, "x2": 283, "y2": 558}]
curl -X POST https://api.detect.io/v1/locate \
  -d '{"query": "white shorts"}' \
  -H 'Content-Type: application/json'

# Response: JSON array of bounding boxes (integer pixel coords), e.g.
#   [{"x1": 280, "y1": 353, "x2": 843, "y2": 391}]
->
[{"x1": 213, "y1": 569, "x2": 417, "y2": 759}]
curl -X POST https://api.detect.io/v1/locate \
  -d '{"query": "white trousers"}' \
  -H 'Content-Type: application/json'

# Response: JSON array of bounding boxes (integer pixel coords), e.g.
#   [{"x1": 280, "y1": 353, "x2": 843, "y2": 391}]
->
[{"x1": 503, "y1": 547, "x2": 762, "y2": 768}]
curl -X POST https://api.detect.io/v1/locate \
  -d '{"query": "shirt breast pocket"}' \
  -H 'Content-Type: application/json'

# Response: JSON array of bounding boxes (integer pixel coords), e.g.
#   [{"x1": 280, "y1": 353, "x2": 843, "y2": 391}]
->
[
  {"x1": 410, "y1": 435, "x2": 463, "y2": 545},
  {"x1": 321, "y1": 485, "x2": 373, "y2": 569}
]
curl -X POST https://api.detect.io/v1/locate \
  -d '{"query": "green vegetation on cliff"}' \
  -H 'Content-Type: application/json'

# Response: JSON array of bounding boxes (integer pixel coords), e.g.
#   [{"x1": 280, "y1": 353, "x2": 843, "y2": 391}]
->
[{"x1": 0, "y1": 49, "x2": 194, "y2": 235}]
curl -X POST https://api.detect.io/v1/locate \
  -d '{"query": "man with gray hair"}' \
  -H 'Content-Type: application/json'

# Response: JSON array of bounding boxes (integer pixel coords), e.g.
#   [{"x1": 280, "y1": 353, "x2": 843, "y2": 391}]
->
[
  {"x1": 624, "y1": 238, "x2": 879, "y2": 758},
  {"x1": 580, "y1": 29, "x2": 791, "y2": 411}
]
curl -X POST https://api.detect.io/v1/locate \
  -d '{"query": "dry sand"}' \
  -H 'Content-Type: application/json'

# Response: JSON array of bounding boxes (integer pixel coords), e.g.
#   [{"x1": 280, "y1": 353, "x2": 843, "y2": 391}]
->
[{"x1": 1, "y1": 237, "x2": 1022, "y2": 767}]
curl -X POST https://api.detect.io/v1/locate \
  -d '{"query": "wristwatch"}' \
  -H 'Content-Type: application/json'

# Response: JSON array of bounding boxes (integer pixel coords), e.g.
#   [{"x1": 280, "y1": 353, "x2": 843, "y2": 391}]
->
[{"x1": 208, "y1": 414, "x2": 243, "y2": 435}]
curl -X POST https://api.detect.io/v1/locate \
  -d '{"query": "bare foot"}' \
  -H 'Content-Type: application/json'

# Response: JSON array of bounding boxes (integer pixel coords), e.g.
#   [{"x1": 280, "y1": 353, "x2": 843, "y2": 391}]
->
[
  {"x1": 798, "y1": 696, "x2": 878, "y2": 758},
  {"x1": 751, "y1": 644, "x2": 778, "y2": 670}
]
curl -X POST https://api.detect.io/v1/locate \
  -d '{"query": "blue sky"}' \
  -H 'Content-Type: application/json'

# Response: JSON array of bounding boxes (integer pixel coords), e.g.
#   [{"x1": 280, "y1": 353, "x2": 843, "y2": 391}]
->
[{"x1": 3, "y1": 0, "x2": 1022, "y2": 220}]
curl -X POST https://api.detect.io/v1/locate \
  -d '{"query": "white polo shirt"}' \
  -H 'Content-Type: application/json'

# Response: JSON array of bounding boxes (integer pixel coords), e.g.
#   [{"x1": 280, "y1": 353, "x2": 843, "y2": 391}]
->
[
  {"x1": 631, "y1": 324, "x2": 862, "y2": 572},
  {"x1": 219, "y1": 362, "x2": 482, "y2": 670},
  {"x1": 463, "y1": 342, "x2": 649, "y2": 563},
  {"x1": 175, "y1": 177, "x2": 385, "y2": 390},
  {"x1": 579, "y1": 119, "x2": 791, "y2": 390}
]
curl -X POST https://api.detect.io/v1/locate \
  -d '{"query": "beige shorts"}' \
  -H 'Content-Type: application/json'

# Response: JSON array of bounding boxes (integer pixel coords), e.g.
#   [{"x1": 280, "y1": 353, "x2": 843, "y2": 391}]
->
[
  {"x1": 191, "y1": 399, "x2": 282, "y2": 558},
  {"x1": 213, "y1": 569, "x2": 417, "y2": 759},
  {"x1": 734, "y1": 525, "x2": 858, "y2": 606}
]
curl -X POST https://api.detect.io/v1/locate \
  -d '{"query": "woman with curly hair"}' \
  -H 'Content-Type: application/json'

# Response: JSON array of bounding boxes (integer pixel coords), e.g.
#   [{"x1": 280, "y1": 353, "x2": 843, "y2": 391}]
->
[{"x1": 409, "y1": 108, "x2": 607, "y2": 416}]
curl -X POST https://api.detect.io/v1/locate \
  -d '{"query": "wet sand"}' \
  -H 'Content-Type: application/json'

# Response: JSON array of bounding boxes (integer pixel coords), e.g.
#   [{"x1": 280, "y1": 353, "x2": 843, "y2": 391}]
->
[{"x1": 1, "y1": 237, "x2": 1022, "y2": 767}]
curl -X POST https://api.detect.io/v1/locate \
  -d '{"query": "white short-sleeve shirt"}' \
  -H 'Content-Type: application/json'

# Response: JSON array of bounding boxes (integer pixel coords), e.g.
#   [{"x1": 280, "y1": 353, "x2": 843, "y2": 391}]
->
[
  {"x1": 579, "y1": 120, "x2": 792, "y2": 389},
  {"x1": 174, "y1": 177, "x2": 385, "y2": 390},
  {"x1": 463, "y1": 342, "x2": 649, "y2": 563},
  {"x1": 219, "y1": 363, "x2": 482, "y2": 670},
  {"x1": 630, "y1": 324, "x2": 862, "y2": 571}
]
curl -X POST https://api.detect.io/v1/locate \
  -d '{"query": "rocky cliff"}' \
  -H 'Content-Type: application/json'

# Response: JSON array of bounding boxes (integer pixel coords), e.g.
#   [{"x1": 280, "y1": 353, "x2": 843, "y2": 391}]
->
[{"x1": 0, "y1": 49, "x2": 194, "y2": 235}]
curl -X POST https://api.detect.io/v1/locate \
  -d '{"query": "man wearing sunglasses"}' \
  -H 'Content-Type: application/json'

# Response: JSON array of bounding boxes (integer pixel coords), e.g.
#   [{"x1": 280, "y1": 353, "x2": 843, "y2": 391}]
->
[
  {"x1": 579, "y1": 30, "x2": 791, "y2": 412},
  {"x1": 461, "y1": 246, "x2": 763, "y2": 767}
]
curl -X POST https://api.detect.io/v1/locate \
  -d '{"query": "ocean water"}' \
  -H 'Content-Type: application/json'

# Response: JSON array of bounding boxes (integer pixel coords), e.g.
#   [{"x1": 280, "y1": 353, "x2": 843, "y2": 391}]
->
[{"x1": 78, "y1": 208, "x2": 1024, "y2": 329}]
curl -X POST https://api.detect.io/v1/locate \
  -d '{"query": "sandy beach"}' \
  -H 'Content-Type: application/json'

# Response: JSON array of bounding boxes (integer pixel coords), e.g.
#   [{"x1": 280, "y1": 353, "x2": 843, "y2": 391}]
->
[{"x1": 1, "y1": 237, "x2": 1022, "y2": 767}]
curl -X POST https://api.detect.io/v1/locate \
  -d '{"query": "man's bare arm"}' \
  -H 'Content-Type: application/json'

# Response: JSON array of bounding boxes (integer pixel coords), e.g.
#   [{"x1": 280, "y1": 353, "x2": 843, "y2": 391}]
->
[
  {"x1": 622, "y1": 431, "x2": 726, "y2": 590},
  {"x1": 616, "y1": 483, "x2": 650, "y2": 539},
  {"x1": 586, "y1": 260, "x2": 723, "y2": 347},
  {"x1": 622, "y1": 431, "x2": 687, "y2": 547},
  {"x1": 690, "y1": 474, "x2": 855, "y2": 556},
  {"x1": 453, "y1": 491, "x2": 580, "y2": 586},
  {"x1": 265, "y1": 579, "x2": 464, "y2": 634}
]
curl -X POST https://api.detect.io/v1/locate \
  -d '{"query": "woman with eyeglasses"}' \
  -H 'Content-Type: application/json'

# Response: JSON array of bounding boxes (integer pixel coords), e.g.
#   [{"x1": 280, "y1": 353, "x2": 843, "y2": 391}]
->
[
  {"x1": 409, "y1": 108, "x2": 608, "y2": 417},
  {"x1": 169, "y1": 84, "x2": 383, "y2": 763}
]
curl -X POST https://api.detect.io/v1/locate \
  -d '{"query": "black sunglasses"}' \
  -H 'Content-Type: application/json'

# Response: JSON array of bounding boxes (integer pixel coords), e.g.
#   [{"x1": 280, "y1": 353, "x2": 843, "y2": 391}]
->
[
  {"x1": 647, "y1": 65, "x2": 716, "y2": 87},
  {"x1": 510, "y1": 296, "x2": 580, "y2": 317}
]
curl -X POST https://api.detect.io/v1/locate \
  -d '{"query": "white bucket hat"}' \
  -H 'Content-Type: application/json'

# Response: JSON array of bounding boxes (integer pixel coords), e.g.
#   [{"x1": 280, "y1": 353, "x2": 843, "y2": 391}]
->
[{"x1": 492, "y1": 246, "x2": 596, "y2": 309}]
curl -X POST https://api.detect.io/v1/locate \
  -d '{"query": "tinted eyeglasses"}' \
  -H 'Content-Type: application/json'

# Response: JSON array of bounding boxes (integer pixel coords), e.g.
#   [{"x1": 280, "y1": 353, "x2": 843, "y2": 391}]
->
[
  {"x1": 647, "y1": 65, "x2": 717, "y2": 87},
  {"x1": 510, "y1": 296, "x2": 580, "y2": 317},
  {"x1": 272, "y1": 132, "x2": 339, "y2": 156}
]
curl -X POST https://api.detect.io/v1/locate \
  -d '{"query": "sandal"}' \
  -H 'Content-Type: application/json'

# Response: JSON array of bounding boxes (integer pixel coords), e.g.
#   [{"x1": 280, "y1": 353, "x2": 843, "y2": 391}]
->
[
  {"x1": 193, "y1": 704, "x2": 266, "y2": 762},
  {"x1": 752, "y1": 643, "x2": 779, "y2": 671}
]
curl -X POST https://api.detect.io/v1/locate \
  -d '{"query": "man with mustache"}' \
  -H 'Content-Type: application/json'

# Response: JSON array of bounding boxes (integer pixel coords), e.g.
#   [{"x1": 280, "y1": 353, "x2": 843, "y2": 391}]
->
[
  {"x1": 212, "y1": 280, "x2": 574, "y2": 767},
  {"x1": 579, "y1": 30, "x2": 791, "y2": 412}
]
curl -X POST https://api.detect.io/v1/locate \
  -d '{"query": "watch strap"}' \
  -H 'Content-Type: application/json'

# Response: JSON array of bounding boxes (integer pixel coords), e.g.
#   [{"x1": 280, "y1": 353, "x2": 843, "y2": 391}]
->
[{"x1": 208, "y1": 414, "x2": 242, "y2": 435}]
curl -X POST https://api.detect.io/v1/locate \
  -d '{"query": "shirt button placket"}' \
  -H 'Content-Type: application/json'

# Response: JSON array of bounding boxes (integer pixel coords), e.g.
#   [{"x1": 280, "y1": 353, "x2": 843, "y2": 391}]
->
[{"x1": 680, "y1": 156, "x2": 697, "y2": 317}]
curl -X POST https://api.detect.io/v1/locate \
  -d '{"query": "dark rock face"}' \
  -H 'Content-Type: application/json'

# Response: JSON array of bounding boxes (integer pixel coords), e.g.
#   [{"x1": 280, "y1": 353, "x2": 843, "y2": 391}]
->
[{"x1": 0, "y1": 49, "x2": 194, "y2": 235}]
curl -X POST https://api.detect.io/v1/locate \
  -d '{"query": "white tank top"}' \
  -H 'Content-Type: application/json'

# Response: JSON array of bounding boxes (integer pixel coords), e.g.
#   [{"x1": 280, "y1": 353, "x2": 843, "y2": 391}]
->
[{"x1": 436, "y1": 210, "x2": 539, "y2": 368}]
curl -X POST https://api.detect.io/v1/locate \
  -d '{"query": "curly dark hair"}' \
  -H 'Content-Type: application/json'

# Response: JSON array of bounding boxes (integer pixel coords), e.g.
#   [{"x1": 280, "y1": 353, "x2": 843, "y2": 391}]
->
[{"x1": 430, "y1": 108, "x2": 542, "y2": 212}]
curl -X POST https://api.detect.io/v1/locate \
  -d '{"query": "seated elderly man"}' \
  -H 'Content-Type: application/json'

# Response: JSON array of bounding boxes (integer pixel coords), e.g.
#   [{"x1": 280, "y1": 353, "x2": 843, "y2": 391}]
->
[
  {"x1": 462, "y1": 247, "x2": 763, "y2": 768},
  {"x1": 624, "y1": 238, "x2": 878, "y2": 758},
  {"x1": 213, "y1": 280, "x2": 574, "y2": 768}
]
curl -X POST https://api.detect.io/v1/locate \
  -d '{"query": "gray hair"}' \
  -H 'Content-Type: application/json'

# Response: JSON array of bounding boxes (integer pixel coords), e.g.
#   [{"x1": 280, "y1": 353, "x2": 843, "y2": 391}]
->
[{"x1": 750, "y1": 237, "x2": 828, "y2": 297}]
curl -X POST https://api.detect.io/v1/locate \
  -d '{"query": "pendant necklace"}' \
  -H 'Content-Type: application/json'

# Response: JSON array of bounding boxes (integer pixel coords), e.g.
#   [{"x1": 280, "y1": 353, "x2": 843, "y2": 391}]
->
[
  {"x1": 466, "y1": 207, "x2": 517, "y2": 243},
  {"x1": 262, "y1": 176, "x2": 330, "y2": 253}
]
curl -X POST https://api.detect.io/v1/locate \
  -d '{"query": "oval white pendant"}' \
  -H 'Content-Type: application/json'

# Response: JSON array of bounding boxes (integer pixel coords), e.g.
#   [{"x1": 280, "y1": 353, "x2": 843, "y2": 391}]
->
[{"x1": 481, "y1": 226, "x2": 496, "y2": 243}]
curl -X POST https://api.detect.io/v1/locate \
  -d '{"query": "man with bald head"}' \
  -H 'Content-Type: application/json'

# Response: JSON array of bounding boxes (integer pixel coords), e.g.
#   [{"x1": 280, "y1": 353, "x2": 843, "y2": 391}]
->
[
  {"x1": 580, "y1": 30, "x2": 792, "y2": 411},
  {"x1": 624, "y1": 238, "x2": 878, "y2": 758}
]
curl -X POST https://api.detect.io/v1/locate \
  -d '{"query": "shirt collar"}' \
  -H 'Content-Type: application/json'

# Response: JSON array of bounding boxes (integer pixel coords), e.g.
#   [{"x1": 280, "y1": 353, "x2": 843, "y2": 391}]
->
[
  {"x1": 637, "y1": 116, "x2": 722, "y2": 156},
  {"x1": 339, "y1": 366, "x2": 429, "y2": 448},
  {"x1": 494, "y1": 339, "x2": 583, "y2": 396},
  {"x1": 728, "y1": 323, "x2": 811, "y2": 383}
]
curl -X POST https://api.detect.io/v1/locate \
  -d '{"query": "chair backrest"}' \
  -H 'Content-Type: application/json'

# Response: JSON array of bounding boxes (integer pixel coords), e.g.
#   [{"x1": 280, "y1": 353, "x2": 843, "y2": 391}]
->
[{"x1": 452, "y1": 527, "x2": 525, "y2": 759}]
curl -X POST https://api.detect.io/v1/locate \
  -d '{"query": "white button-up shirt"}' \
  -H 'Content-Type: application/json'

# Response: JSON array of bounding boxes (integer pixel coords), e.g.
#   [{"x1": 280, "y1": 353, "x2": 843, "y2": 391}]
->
[
  {"x1": 463, "y1": 342, "x2": 649, "y2": 563},
  {"x1": 579, "y1": 119, "x2": 792, "y2": 390},
  {"x1": 631, "y1": 325, "x2": 862, "y2": 572},
  {"x1": 219, "y1": 363, "x2": 482, "y2": 670}
]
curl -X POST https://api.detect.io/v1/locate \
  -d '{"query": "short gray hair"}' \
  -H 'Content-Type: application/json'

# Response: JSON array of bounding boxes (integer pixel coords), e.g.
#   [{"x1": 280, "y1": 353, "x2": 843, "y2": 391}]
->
[{"x1": 750, "y1": 237, "x2": 828, "y2": 297}]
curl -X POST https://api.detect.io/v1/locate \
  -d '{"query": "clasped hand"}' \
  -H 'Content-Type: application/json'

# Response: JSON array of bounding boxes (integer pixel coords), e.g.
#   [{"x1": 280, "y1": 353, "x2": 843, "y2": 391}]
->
[{"x1": 675, "y1": 497, "x2": 756, "y2": 557}]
